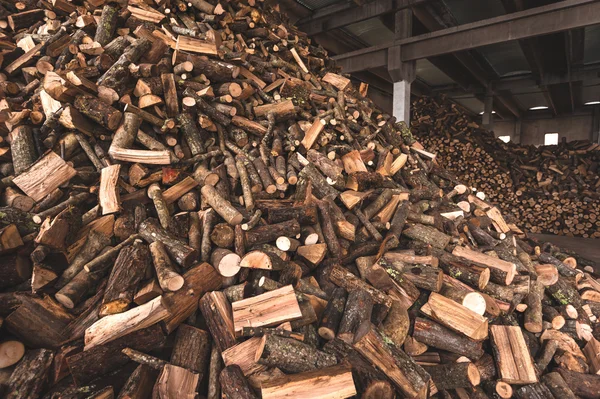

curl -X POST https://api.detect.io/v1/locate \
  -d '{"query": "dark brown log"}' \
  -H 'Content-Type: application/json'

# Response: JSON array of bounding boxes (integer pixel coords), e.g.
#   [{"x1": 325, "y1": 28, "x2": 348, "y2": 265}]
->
[
  {"x1": 161, "y1": 263, "x2": 222, "y2": 334},
  {"x1": 353, "y1": 327, "x2": 430, "y2": 399},
  {"x1": 5, "y1": 349, "x2": 54, "y2": 399},
  {"x1": 541, "y1": 372, "x2": 577, "y2": 399},
  {"x1": 171, "y1": 324, "x2": 211, "y2": 378},
  {"x1": 5, "y1": 295, "x2": 70, "y2": 348},
  {"x1": 245, "y1": 219, "x2": 301, "y2": 247},
  {"x1": 424, "y1": 362, "x2": 480, "y2": 390},
  {"x1": 337, "y1": 289, "x2": 373, "y2": 344},
  {"x1": 100, "y1": 240, "x2": 150, "y2": 316},
  {"x1": 66, "y1": 325, "x2": 165, "y2": 386},
  {"x1": 117, "y1": 364, "x2": 159, "y2": 399},
  {"x1": 318, "y1": 287, "x2": 346, "y2": 340},
  {"x1": 220, "y1": 365, "x2": 259, "y2": 399},
  {"x1": 138, "y1": 218, "x2": 197, "y2": 268},
  {"x1": 74, "y1": 95, "x2": 122, "y2": 130},
  {"x1": 412, "y1": 317, "x2": 484, "y2": 360},
  {"x1": 199, "y1": 291, "x2": 236, "y2": 353},
  {"x1": 10, "y1": 126, "x2": 36, "y2": 175},
  {"x1": 150, "y1": 241, "x2": 184, "y2": 292},
  {"x1": 255, "y1": 334, "x2": 337, "y2": 373},
  {"x1": 556, "y1": 368, "x2": 600, "y2": 399}
]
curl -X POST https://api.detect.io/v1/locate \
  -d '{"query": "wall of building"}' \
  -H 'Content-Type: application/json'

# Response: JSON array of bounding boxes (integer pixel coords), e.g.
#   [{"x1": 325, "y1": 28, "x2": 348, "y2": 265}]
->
[{"x1": 493, "y1": 114, "x2": 593, "y2": 145}]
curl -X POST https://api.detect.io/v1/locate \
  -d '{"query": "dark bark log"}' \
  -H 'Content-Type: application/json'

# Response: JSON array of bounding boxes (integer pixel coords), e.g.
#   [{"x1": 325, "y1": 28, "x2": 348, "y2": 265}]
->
[
  {"x1": 244, "y1": 219, "x2": 300, "y2": 247},
  {"x1": 117, "y1": 364, "x2": 159, "y2": 399},
  {"x1": 74, "y1": 95, "x2": 123, "y2": 130},
  {"x1": 199, "y1": 291, "x2": 236, "y2": 353},
  {"x1": 100, "y1": 240, "x2": 150, "y2": 316},
  {"x1": 10, "y1": 125, "x2": 37, "y2": 175},
  {"x1": 138, "y1": 218, "x2": 198, "y2": 268},
  {"x1": 413, "y1": 317, "x2": 484, "y2": 359},
  {"x1": 94, "y1": 5, "x2": 118, "y2": 46},
  {"x1": 5, "y1": 349, "x2": 54, "y2": 399},
  {"x1": 255, "y1": 334, "x2": 337, "y2": 373},
  {"x1": 178, "y1": 113, "x2": 205, "y2": 156},
  {"x1": 219, "y1": 365, "x2": 259, "y2": 399},
  {"x1": 161, "y1": 263, "x2": 222, "y2": 334},
  {"x1": 318, "y1": 287, "x2": 346, "y2": 340},
  {"x1": 337, "y1": 289, "x2": 373, "y2": 344},
  {"x1": 170, "y1": 324, "x2": 211, "y2": 378},
  {"x1": 66, "y1": 325, "x2": 165, "y2": 386}
]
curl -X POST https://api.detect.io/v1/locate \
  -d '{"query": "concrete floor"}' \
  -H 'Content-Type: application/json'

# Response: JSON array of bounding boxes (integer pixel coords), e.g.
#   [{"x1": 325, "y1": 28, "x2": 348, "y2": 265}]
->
[{"x1": 530, "y1": 233, "x2": 600, "y2": 265}]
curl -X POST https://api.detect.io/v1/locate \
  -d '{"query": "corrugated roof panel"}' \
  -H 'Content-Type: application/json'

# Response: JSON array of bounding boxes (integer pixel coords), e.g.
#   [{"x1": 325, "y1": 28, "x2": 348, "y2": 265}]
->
[
  {"x1": 443, "y1": 0, "x2": 505, "y2": 24},
  {"x1": 582, "y1": 83, "x2": 600, "y2": 103},
  {"x1": 477, "y1": 42, "x2": 531, "y2": 77},
  {"x1": 344, "y1": 18, "x2": 394, "y2": 46},
  {"x1": 513, "y1": 92, "x2": 548, "y2": 110},
  {"x1": 449, "y1": 96, "x2": 484, "y2": 114},
  {"x1": 295, "y1": 0, "x2": 344, "y2": 11},
  {"x1": 584, "y1": 25, "x2": 600, "y2": 64},
  {"x1": 415, "y1": 59, "x2": 454, "y2": 86}
]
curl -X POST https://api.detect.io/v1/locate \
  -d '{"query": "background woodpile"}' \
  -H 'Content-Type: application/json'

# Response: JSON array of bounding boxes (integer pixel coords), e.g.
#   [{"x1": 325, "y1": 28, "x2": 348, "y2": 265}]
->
[
  {"x1": 0, "y1": 0, "x2": 600, "y2": 398},
  {"x1": 412, "y1": 96, "x2": 600, "y2": 238}
]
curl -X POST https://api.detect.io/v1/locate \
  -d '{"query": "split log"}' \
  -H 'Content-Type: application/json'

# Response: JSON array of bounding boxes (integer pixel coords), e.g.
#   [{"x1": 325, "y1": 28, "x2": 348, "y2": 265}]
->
[{"x1": 261, "y1": 365, "x2": 356, "y2": 399}]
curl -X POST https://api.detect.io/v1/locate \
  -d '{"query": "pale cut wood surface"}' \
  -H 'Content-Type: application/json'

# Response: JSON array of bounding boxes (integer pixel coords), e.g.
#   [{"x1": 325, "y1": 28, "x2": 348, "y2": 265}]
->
[
  {"x1": 13, "y1": 152, "x2": 77, "y2": 201},
  {"x1": 490, "y1": 325, "x2": 538, "y2": 385},
  {"x1": 261, "y1": 365, "x2": 356, "y2": 399},
  {"x1": 108, "y1": 147, "x2": 172, "y2": 164},
  {"x1": 452, "y1": 245, "x2": 517, "y2": 284},
  {"x1": 232, "y1": 285, "x2": 302, "y2": 333},
  {"x1": 421, "y1": 293, "x2": 488, "y2": 341},
  {"x1": 221, "y1": 337, "x2": 267, "y2": 376},
  {"x1": 99, "y1": 164, "x2": 121, "y2": 214},
  {"x1": 84, "y1": 295, "x2": 169, "y2": 350}
]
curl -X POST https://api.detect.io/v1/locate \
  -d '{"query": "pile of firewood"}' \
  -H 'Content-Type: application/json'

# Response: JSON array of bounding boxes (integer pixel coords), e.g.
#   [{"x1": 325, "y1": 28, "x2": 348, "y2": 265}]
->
[
  {"x1": 412, "y1": 96, "x2": 600, "y2": 238},
  {"x1": 0, "y1": 0, "x2": 600, "y2": 398}
]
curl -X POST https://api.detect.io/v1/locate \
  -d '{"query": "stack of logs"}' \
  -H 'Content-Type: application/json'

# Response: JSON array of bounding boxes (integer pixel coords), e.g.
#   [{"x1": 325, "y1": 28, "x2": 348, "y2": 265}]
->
[
  {"x1": 412, "y1": 96, "x2": 600, "y2": 238},
  {"x1": 0, "y1": 0, "x2": 600, "y2": 398}
]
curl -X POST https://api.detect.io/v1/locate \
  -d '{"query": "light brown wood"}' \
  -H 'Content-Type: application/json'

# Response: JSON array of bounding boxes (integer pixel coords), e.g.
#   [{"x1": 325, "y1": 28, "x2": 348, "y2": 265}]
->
[
  {"x1": 322, "y1": 73, "x2": 350, "y2": 91},
  {"x1": 221, "y1": 337, "x2": 267, "y2": 376},
  {"x1": 341, "y1": 150, "x2": 368, "y2": 174},
  {"x1": 261, "y1": 365, "x2": 356, "y2": 399},
  {"x1": 232, "y1": 285, "x2": 302, "y2": 333},
  {"x1": 584, "y1": 337, "x2": 600, "y2": 374},
  {"x1": 154, "y1": 364, "x2": 199, "y2": 399},
  {"x1": 452, "y1": 246, "x2": 517, "y2": 285},
  {"x1": 13, "y1": 152, "x2": 77, "y2": 202},
  {"x1": 99, "y1": 164, "x2": 121, "y2": 215},
  {"x1": 162, "y1": 176, "x2": 199, "y2": 205},
  {"x1": 108, "y1": 147, "x2": 172, "y2": 164},
  {"x1": 490, "y1": 325, "x2": 538, "y2": 385},
  {"x1": 0, "y1": 340, "x2": 25, "y2": 369},
  {"x1": 420, "y1": 293, "x2": 488, "y2": 341},
  {"x1": 175, "y1": 35, "x2": 218, "y2": 55},
  {"x1": 84, "y1": 296, "x2": 169, "y2": 350},
  {"x1": 300, "y1": 118, "x2": 325, "y2": 150}
]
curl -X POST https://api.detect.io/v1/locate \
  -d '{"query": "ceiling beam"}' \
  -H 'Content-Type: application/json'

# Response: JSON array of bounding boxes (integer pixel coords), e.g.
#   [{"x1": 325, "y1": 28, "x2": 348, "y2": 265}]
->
[
  {"x1": 410, "y1": 3, "x2": 521, "y2": 118},
  {"x1": 434, "y1": 63, "x2": 600, "y2": 93},
  {"x1": 499, "y1": 0, "x2": 559, "y2": 115},
  {"x1": 296, "y1": 0, "x2": 430, "y2": 36},
  {"x1": 332, "y1": 0, "x2": 600, "y2": 70}
]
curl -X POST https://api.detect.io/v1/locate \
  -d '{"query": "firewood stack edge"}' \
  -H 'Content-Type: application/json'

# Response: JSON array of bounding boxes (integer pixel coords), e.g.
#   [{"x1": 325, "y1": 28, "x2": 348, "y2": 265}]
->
[
  {"x1": 0, "y1": 1, "x2": 599, "y2": 398},
  {"x1": 412, "y1": 96, "x2": 600, "y2": 238}
]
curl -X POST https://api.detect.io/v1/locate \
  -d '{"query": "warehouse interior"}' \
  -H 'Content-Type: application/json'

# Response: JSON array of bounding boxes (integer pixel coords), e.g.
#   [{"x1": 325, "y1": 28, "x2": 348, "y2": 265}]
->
[{"x1": 276, "y1": 0, "x2": 600, "y2": 145}]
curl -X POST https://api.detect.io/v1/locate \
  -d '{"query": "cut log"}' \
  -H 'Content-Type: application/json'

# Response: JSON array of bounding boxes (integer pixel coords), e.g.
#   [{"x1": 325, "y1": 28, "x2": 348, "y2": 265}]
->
[
  {"x1": 232, "y1": 285, "x2": 302, "y2": 333},
  {"x1": 261, "y1": 365, "x2": 356, "y2": 399},
  {"x1": 490, "y1": 325, "x2": 538, "y2": 385}
]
